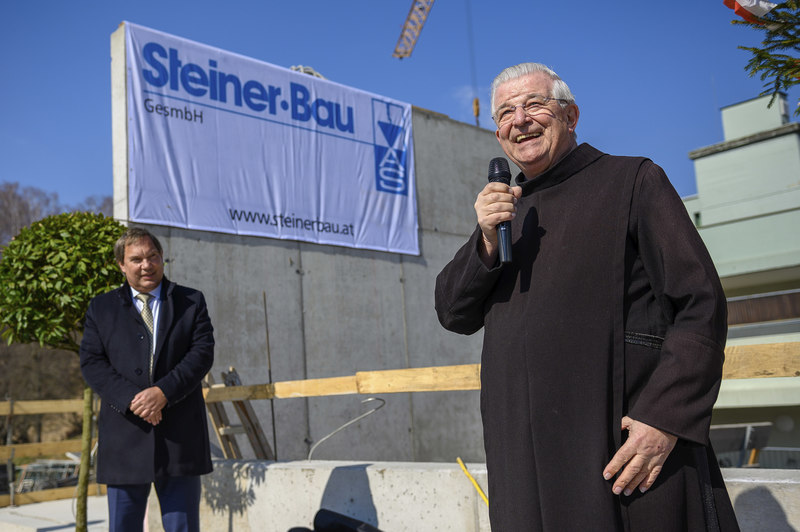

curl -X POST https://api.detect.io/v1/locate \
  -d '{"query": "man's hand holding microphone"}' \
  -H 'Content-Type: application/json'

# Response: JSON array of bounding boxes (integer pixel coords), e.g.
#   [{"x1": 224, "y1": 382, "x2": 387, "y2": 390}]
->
[{"x1": 475, "y1": 157, "x2": 522, "y2": 267}]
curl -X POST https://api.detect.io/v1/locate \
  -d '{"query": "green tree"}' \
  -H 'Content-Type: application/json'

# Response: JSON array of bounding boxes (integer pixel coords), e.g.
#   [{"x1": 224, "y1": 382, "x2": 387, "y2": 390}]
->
[
  {"x1": 0, "y1": 212, "x2": 125, "y2": 532},
  {"x1": 733, "y1": 0, "x2": 800, "y2": 115}
]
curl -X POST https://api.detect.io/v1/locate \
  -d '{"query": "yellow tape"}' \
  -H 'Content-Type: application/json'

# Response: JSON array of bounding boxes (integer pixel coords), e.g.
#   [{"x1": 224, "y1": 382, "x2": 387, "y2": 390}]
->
[{"x1": 456, "y1": 456, "x2": 489, "y2": 507}]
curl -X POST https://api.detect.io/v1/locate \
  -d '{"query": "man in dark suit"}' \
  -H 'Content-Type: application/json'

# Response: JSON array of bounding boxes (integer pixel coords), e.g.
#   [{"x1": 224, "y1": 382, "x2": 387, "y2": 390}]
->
[{"x1": 80, "y1": 227, "x2": 214, "y2": 532}]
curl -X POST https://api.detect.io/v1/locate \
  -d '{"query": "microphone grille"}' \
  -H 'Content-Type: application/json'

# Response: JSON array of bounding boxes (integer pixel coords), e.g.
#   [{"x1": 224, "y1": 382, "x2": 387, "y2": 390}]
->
[{"x1": 488, "y1": 157, "x2": 511, "y2": 184}]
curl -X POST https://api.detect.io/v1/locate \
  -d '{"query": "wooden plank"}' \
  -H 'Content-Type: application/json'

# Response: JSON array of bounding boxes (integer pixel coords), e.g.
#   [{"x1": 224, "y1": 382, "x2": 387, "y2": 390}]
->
[
  {"x1": 205, "y1": 374, "x2": 359, "y2": 401},
  {"x1": 356, "y1": 364, "x2": 481, "y2": 393},
  {"x1": 0, "y1": 439, "x2": 96, "y2": 461},
  {"x1": 0, "y1": 483, "x2": 107, "y2": 507},
  {"x1": 202, "y1": 342, "x2": 797, "y2": 402},
  {"x1": 1, "y1": 341, "x2": 795, "y2": 425},
  {"x1": 203, "y1": 383, "x2": 274, "y2": 403},
  {"x1": 722, "y1": 342, "x2": 800, "y2": 379},
  {"x1": 0, "y1": 399, "x2": 85, "y2": 416},
  {"x1": 273, "y1": 375, "x2": 358, "y2": 398}
]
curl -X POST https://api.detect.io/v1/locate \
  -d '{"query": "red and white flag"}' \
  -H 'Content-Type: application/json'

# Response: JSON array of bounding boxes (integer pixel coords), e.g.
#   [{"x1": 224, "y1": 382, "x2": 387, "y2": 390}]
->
[{"x1": 724, "y1": 0, "x2": 778, "y2": 23}]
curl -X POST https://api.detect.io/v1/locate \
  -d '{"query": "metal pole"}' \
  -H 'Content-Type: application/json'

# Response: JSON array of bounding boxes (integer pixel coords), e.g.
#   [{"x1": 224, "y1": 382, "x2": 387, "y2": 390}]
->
[{"x1": 263, "y1": 291, "x2": 278, "y2": 460}]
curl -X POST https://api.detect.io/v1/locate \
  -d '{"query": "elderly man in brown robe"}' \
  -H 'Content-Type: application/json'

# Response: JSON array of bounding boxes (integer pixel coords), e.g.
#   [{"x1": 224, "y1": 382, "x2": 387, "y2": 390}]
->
[{"x1": 435, "y1": 63, "x2": 739, "y2": 531}]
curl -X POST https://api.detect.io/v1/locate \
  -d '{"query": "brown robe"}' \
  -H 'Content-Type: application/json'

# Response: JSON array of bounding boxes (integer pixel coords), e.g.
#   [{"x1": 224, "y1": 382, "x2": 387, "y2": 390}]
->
[{"x1": 435, "y1": 144, "x2": 739, "y2": 531}]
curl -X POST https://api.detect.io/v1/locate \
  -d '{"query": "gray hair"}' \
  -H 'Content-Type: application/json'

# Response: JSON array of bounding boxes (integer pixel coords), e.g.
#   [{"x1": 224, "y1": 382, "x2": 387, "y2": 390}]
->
[
  {"x1": 114, "y1": 227, "x2": 163, "y2": 263},
  {"x1": 490, "y1": 63, "x2": 576, "y2": 118}
]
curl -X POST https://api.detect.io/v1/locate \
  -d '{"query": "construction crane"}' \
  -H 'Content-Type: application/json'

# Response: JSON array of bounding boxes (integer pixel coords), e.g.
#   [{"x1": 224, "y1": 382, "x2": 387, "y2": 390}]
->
[
  {"x1": 392, "y1": 0, "x2": 435, "y2": 59},
  {"x1": 392, "y1": 0, "x2": 481, "y2": 127}
]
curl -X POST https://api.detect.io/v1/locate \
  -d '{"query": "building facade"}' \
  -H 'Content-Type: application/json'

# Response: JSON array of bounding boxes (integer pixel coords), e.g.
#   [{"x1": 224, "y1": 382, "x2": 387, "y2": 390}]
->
[{"x1": 684, "y1": 93, "x2": 800, "y2": 466}]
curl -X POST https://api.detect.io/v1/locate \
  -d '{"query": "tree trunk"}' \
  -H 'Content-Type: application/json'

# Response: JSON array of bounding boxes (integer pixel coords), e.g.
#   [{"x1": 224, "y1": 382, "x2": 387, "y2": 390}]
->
[{"x1": 75, "y1": 385, "x2": 93, "y2": 532}]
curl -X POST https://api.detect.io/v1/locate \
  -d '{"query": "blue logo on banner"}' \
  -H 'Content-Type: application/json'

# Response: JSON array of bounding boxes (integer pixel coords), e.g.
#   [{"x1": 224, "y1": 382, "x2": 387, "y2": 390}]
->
[{"x1": 373, "y1": 100, "x2": 408, "y2": 195}]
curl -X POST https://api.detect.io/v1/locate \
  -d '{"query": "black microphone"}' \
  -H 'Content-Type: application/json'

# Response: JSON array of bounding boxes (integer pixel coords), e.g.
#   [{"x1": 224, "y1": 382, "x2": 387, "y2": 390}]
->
[{"x1": 488, "y1": 157, "x2": 512, "y2": 263}]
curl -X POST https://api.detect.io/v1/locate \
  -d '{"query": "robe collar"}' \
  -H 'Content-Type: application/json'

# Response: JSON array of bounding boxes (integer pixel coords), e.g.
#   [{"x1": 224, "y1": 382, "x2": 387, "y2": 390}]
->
[{"x1": 515, "y1": 143, "x2": 605, "y2": 197}]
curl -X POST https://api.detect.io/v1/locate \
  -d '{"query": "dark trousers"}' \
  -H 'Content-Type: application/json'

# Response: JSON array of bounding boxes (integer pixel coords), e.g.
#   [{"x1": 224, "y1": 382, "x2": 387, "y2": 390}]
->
[{"x1": 107, "y1": 476, "x2": 201, "y2": 532}]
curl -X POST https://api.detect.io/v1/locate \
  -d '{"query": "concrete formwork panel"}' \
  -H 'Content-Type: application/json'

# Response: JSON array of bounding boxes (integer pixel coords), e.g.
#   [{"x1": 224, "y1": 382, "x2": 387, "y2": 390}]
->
[
  {"x1": 404, "y1": 231, "x2": 484, "y2": 370},
  {"x1": 404, "y1": 230, "x2": 486, "y2": 462},
  {"x1": 300, "y1": 245, "x2": 407, "y2": 378},
  {"x1": 298, "y1": 244, "x2": 413, "y2": 461}
]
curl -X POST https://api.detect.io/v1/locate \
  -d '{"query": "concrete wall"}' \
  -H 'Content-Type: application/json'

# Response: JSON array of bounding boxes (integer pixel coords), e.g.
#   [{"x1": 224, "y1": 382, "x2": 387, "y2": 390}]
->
[
  {"x1": 144, "y1": 460, "x2": 800, "y2": 532},
  {"x1": 118, "y1": 108, "x2": 506, "y2": 463}
]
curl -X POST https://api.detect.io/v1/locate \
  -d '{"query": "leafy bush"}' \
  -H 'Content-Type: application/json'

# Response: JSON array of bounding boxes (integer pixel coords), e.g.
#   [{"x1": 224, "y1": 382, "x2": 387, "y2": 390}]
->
[{"x1": 0, "y1": 212, "x2": 125, "y2": 351}]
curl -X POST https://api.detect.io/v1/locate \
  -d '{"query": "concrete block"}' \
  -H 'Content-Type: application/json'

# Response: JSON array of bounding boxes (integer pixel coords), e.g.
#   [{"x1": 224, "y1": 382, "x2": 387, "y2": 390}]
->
[
  {"x1": 196, "y1": 460, "x2": 490, "y2": 532},
  {"x1": 724, "y1": 468, "x2": 800, "y2": 531},
  {"x1": 175, "y1": 461, "x2": 800, "y2": 532},
  {"x1": 3, "y1": 465, "x2": 796, "y2": 532}
]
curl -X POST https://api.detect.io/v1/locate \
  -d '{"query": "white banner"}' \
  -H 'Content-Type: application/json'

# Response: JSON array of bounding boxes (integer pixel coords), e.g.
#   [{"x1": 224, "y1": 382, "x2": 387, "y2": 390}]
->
[{"x1": 124, "y1": 22, "x2": 418, "y2": 255}]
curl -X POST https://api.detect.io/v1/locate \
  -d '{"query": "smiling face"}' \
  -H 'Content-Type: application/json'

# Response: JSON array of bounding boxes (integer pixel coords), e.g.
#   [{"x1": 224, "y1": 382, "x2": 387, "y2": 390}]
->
[
  {"x1": 118, "y1": 236, "x2": 164, "y2": 293},
  {"x1": 493, "y1": 72, "x2": 579, "y2": 179}
]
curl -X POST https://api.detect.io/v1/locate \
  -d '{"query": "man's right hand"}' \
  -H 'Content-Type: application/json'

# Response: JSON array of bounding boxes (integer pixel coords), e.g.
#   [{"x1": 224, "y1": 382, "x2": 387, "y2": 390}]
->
[
  {"x1": 475, "y1": 182, "x2": 522, "y2": 266},
  {"x1": 143, "y1": 410, "x2": 162, "y2": 426},
  {"x1": 130, "y1": 386, "x2": 168, "y2": 426}
]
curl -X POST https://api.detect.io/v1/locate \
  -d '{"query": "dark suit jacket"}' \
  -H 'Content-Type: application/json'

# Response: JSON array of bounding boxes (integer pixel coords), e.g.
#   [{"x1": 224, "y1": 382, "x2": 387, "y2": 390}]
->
[{"x1": 80, "y1": 277, "x2": 214, "y2": 484}]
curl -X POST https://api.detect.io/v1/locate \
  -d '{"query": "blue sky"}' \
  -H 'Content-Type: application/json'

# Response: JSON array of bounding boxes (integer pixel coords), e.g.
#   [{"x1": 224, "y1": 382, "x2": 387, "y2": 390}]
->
[{"x1": 1, "y1": 1, "x2": 797, "y2": 205}]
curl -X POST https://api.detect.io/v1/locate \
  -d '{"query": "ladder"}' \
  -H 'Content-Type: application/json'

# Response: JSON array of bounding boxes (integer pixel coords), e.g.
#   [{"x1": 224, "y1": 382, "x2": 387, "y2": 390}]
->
[{"x1": 204, "y1": 367, "x2": 275, "y2": 460}]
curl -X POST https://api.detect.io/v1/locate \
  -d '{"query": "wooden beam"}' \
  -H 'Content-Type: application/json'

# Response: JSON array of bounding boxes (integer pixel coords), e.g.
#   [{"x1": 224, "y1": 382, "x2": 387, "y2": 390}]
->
[
  {"x1": 356, "y1": 364, "x2": 480, "y2": 393},
  {"x1": 0, "y1": 399, "x2": 84, "y2": 416},
  {"x1": 203, "y1": 383, "x2": 274, "y2": 402},
  {"x1": 722, "y1": 342, "x2": 800, "y2": 379},
  {"x1": 203, "y1": 375, "x2": 360, "y2": 402},
  {"x1": 4, "y1": 343, "x2": 798, "y2": 413},
  {"x1": 0, "y1": 439, "x2": 96, "y2": 461},
  {"x1": 201, "y1": 342, "x2": 797, "y2": 402},
  {"x1": 0, "y1": 483, "x2": 106, "y2": 507},
  {"x1": 274, "y1": 375, "x2": 358, "y2": 398}
]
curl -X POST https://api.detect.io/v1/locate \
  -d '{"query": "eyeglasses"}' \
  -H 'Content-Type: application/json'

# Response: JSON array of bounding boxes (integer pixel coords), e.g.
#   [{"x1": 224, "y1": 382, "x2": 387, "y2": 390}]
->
[{"x1": 493, "y1": 95, "x2": 568, "y2": 126}]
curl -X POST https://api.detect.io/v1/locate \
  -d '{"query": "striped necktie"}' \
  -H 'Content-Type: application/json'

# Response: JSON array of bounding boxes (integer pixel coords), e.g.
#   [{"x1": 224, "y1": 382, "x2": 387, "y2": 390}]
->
[{"x1": 135, "y1": 293, "x2": 155, "y2": 381}]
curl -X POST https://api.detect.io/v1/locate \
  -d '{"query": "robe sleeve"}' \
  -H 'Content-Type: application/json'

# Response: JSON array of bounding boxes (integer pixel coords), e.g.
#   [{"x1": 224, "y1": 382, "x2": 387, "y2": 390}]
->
[
  {"x1": 626, "y1": 162, "x2": 727, "y2": 445},
  {"x1": 434, "y1": 227, "x2": 504, "y2": 335}
]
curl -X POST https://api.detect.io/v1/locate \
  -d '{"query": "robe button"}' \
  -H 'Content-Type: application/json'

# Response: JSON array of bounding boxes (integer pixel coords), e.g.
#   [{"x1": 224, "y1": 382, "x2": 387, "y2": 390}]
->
[
  {"x1": 135, "y1": 368, "x2": 143, "y2": 376},
  {"x1": 138, "y1": 334, "x2": 144, "y2": 340}
]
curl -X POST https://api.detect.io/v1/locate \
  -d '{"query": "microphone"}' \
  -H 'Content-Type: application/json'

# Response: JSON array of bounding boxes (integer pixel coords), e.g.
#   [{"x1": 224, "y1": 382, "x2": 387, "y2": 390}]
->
[{"x1": 488, "y1": 157, "x2": 512, "y2": 263}]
